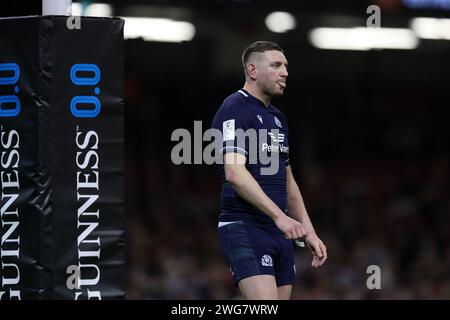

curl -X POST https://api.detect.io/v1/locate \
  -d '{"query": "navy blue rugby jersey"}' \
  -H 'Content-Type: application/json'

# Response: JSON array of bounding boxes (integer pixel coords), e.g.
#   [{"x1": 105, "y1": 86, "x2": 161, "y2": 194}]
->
[{"x1": 211, "y1": 88, "x2": 290, "y2": 224}]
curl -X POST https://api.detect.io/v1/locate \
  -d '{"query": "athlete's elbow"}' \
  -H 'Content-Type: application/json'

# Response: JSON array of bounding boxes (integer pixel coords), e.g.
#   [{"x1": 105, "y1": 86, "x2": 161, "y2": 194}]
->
[
  {"x1": 225, "y1": 166, "x2": 241, "y2": 187},
  {"x1": 288, "y1": 195, "x2": 301, "y2": 205},
  {"x1": 225, "y1": 167, "x2": 237, "y2": 184}
]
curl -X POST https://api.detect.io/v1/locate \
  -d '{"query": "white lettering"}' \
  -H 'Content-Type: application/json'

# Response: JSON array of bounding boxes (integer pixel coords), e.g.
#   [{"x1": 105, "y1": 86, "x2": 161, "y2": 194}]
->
[
  {"x1": 73, "y1": 128, "x2": 101, "y2": 299},
  {"x1": 0, "y1": 128, "x2": 21, "y2": 299}
]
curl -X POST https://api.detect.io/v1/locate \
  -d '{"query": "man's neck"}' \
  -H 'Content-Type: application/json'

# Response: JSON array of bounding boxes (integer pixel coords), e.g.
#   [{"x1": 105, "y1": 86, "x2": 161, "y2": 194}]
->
[{"x1": 243, "y1": 82, "x2": 270, "y2": 107}]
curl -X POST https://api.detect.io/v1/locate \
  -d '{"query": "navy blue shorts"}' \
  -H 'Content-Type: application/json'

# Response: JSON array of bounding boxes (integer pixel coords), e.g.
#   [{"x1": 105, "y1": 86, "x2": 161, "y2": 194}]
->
[{"x1": 218, "y1": 221, "x2": 296, "y2": 287}]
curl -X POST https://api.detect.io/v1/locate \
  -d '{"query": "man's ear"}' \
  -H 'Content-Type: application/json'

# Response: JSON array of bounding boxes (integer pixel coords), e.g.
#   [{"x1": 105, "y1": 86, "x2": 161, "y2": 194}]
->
[{"x1": 246, "y1": 63, "x2": 257, "y2": 80}]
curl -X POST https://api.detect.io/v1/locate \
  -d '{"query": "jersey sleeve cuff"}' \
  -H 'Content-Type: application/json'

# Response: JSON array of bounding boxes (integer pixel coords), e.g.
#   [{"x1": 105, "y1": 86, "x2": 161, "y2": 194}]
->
[{"x1": 220, "y1": 146, "x2": 248, "y2": 156}]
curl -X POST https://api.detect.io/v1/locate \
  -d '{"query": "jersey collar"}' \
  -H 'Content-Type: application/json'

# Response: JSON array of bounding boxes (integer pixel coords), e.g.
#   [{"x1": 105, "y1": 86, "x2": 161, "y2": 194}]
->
[{"x1": 239, "y1": 88, "x2": 271, "y2": 110}]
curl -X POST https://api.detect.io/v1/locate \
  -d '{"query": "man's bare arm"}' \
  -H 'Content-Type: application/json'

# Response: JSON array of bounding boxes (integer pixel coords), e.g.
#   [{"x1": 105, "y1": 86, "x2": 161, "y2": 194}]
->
[
  {"x1": 286, "y1": 165, "x2": 328, "y2": 267},
  {"x1": 224, "y1": 152, "x2": 306, "y2": 240}
]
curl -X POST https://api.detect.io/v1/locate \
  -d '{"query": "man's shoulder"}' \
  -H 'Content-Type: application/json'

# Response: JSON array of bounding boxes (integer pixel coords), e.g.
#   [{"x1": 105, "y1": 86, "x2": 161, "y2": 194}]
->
[
  {"x1": 215, "y1": 90, "x2": 250, "y2": 116},
  {"x1": 222, "y1": 90, "x2": 247, "y2": 108},
  {"x1": 212, "y1": 90, "x2": 251, "y2": 128}
]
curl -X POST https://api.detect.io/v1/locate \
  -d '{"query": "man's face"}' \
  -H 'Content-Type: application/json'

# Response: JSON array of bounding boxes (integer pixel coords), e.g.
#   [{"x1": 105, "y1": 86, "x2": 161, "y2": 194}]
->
[{"x1": 254, "y1": 50, "x2": 288, "y2": 98}]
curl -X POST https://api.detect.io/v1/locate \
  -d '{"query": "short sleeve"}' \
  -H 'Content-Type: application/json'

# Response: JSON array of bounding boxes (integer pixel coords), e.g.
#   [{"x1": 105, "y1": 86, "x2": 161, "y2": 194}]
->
[{"x1": 212, "y1": 100, "x2": 251, "y2": 158}]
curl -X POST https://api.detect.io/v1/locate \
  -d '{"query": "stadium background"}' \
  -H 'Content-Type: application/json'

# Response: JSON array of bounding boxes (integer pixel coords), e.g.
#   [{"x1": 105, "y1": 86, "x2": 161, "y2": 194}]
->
[{"x1": 3, "y1": 0, "x2": 449, "y2": 299}]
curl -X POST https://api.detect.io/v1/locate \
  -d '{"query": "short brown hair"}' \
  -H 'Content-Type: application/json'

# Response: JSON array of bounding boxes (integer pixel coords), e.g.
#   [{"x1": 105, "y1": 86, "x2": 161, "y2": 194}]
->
[{"x1": 241, "y1": 41, "x2": 283, "y2": 72}]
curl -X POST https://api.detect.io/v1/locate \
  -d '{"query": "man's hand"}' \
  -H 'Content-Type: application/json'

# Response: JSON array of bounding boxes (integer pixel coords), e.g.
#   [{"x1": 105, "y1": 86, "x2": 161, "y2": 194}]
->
[
  {"x1": 274, "y1": 215, "x2": 307, "y2": 240},
  {"x1": 304, "y1": 233, "x2": 327, "y2": 268}
]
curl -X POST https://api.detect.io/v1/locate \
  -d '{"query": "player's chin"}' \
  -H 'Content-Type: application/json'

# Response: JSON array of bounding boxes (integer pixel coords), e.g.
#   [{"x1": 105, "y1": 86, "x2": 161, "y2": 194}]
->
[{"x1": 271, "y1": 88, "x2": 285, "y2": 97}]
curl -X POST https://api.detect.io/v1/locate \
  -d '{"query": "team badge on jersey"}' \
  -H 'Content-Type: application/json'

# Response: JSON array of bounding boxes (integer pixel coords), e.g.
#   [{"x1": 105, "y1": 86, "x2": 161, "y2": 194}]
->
[
  {"x1": 261, "y1": 254, "x2": 273, "y2": 267},
  {"x1": 257, "y1": 115, "x2": 263, "y2": 124},
  {"x1": 223, "y1": 119, "x2": 235, "y2": 141},
  {"x1": 274, "y1": 116, "x2": 282, "y2": 128}
]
